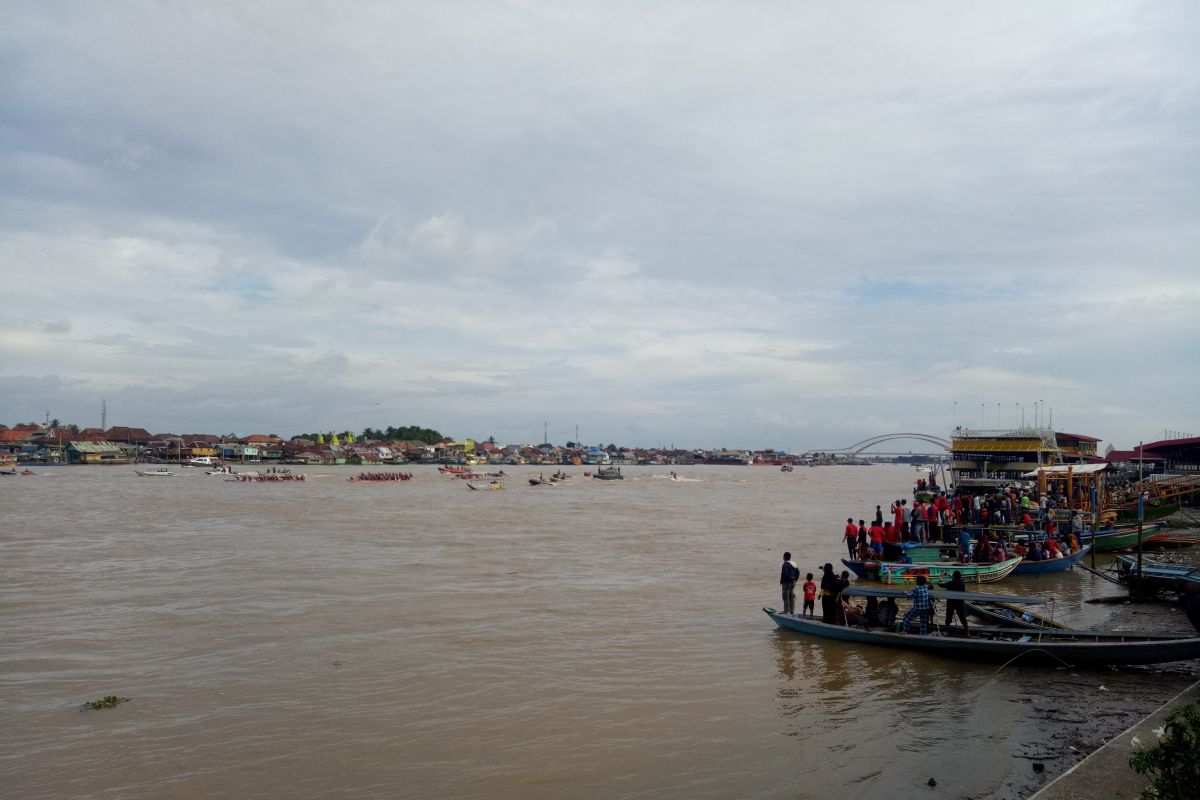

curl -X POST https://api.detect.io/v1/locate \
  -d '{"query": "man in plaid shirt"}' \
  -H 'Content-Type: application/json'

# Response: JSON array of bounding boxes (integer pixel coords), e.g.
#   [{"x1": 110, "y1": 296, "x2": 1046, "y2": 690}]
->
[{"x1": 901, "y1": 574, "x2": 935, "y2": 634}]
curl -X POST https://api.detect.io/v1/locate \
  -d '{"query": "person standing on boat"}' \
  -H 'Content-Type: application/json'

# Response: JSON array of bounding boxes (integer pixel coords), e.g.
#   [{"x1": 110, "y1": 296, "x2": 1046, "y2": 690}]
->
[
  {"x1": 779, "y1": 552, "x2": 800, "y2": 614},
  {"x1": 874, "y1": 505, "x2": 884, "y2": 526},
  {"x1": 911, "y1": 501, "x2": 928, "y2": 543},
  {"x1": 938, "y1": 570, "x2": 969, "y2": 633},
  {"x1": 882, "y1": 521, "x2": 902, "y2": 561},
  {"x1": 843, "y1": 518, "x2": 858, "y2": 559},
  {"x1": 819, "y1": 564, "x2": 839, "y2": 624},
  {"x1": 958, "y1": 527, "x2": 972, "y2": 563},
  {"x1": 856, "y1": 520, "x2": 868, "y2": 554},
  {"x1": 900, "y1": 575, "x2": 935, "y2": 635},
  {"x1": 868, "y1": 520, "x2": 885, "y2": 558}
]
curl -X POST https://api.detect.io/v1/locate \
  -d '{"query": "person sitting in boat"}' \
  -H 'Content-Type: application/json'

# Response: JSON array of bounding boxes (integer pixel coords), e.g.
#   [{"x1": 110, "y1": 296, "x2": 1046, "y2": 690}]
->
[
  {"x1": 900, "y1": 575, "x2": 935, "y2": 635},
  {"x1": 991, "y1": 542, "x2": 1008, "y2": 562},
  {"x1": 855, "y1": 539, "x2": 872, "y2": 561},
  {"x1": 1066, "y1": 532, "x2": 1081, "y2": 554},
  {"x1": 1026, "y1": 542, "x2": 1045, "y2": 561},
  {"x1": 1011, "y1": 540, "x2": 1028, "y2": 558},
  {"x1": 840, "y1": 597, "x2": 869, "y2": 628},
  {"x1": 1044, "y1": 538, "x2": 1063, "y2": 559}
]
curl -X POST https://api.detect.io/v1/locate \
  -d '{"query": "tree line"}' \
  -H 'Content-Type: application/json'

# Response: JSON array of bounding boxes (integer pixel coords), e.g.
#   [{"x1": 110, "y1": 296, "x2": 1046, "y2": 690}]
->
[{"x1": 291, "y1": 425, "x2": 445, "y2": 445}]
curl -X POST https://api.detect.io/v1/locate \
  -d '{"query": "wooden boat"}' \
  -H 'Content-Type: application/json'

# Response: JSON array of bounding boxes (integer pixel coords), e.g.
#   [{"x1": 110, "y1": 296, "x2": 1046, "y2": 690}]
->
[
  {"x1": 1114, "y1": 502, "x2": 1180, "y2": 523},
  {"x1": 763, "y1": 587, "x2": 1200, "y2": 666},
  {"x1": 467, "y1": 481, "x2": 504, "y2": 491},
  {"x1": 1080, "y1": 523, "x2": 1166, "y2": 552},
  {"x1": 963, "y1": 599, "x2": 1069, "y2": 630},
  {"x1": 593, "y1": 466, "x2": 624, "y2": 480},
  {"x1": 1144, "y1": 529, "x2": 1200, "y2": 549},
  {"x1": 841, "y1": 555, "x2": 1023, "y2": 584},
  {"x1": 135, "y1": 468, "x2": 174, "y2": 477},
  {"x1": 1114, "y1": 555, "x2": 1200, "y2": 595},
  {"x1": 974, "y1": 545, "x2": 1093, "y2": 577}
]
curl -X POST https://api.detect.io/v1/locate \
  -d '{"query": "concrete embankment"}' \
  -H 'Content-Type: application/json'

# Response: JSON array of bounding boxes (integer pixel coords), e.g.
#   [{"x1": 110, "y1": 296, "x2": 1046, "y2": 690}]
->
[{"x1": 1030, "y1": 680, "x2": 1200, "y2": 800}]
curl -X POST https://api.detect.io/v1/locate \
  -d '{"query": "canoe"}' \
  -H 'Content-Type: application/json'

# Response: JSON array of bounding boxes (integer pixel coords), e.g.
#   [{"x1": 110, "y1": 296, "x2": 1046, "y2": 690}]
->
[
  {"x1": 841, "y1": 556, "x2": 1023, "y2": 584},
  {"x1": 763, "y1": 594, "x2": 1200, "y2": 666},
  {"x1": 963, "y1": 600, "x2": 1069, "y2": 630}
]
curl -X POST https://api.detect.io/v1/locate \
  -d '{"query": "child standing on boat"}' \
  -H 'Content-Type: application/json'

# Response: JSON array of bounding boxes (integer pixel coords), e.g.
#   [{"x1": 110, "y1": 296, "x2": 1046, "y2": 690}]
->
[{"x1": 802, "y1": 573, "x2": 817, "y2": 618}]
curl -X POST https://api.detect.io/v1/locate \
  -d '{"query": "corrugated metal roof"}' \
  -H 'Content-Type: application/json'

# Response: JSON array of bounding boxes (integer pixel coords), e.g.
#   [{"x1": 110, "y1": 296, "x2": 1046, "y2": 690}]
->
[{"x1": 69, "y1": 438, "x2": 124, "y2": 450}]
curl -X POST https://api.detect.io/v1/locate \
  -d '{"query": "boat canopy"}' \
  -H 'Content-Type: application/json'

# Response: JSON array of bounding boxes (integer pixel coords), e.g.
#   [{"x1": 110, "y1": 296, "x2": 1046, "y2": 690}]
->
[
  {"x1": 840, "y1": 586, "x2": 1048, "y2": 604},
  {"x1": 1020, "y1": 463, "x2": 1110, "y2": 478}
]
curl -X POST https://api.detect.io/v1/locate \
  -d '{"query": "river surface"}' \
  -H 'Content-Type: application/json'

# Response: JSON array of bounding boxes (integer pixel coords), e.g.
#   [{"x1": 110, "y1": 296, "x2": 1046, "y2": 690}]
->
[{"x1": 0, "y1": 464, "x2": 1185, "y2": 799}]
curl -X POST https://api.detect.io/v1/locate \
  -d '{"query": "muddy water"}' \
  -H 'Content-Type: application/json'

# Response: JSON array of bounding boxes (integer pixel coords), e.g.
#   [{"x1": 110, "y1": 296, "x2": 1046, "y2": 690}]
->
[{"x1": 1, "y1": 464, "x2": 1191, "y2": 799}]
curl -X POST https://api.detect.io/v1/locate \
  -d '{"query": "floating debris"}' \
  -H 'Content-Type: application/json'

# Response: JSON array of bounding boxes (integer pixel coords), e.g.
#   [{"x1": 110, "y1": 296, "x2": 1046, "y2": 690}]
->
[{"x1": 82, "y1": 695, "x2": 129, "y2": 711}]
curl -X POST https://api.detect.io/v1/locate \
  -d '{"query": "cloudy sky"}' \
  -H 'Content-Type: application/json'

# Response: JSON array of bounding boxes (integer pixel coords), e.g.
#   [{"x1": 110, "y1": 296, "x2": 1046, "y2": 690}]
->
[{"x1": 2, "y1": 2, "x2": 1197, "y2": 451}]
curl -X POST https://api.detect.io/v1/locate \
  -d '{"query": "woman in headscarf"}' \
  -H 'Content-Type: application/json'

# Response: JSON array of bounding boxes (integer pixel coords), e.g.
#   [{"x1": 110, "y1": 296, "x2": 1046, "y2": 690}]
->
[{"x1": 819, "y1": 563, "x2": 839, "y2": 624}]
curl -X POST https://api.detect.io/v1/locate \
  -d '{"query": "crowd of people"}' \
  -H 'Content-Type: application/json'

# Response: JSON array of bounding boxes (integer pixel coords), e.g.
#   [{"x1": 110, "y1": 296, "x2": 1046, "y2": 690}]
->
[
  {"x1": 352, "y1": 471, "x2": 414, "y2": 481},
  {"x1": 778, "y1": 480, "x2": 1104, "y2": 636}
]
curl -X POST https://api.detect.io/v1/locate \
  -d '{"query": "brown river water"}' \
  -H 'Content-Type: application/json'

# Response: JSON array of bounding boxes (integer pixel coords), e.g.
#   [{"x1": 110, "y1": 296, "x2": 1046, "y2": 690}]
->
[{"x1": 2, "y1": 464, "x2": 1193, "y2": 799}]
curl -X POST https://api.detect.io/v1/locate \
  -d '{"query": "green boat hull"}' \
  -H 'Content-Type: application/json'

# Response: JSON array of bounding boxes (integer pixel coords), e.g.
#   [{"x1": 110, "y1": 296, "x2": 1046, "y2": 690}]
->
[{"x1": 1114, "y1": 504, "x2": 1179, "y2": 523}]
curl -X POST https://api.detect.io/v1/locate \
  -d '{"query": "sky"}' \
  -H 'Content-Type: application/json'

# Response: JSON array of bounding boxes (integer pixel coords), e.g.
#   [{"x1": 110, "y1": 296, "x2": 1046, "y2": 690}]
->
[{"x1": 2, "y1": 2, "x2": 1198, "y2": 451}]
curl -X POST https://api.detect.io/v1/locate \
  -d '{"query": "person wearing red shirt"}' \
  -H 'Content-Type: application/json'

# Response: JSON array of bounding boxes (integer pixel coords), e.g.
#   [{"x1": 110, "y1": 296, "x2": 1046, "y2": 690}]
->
[
  {"x1": 868, "y1": 521, "x2": 885, "y2": 558},
  {"x1": 843, "y1": 517, "x2": 858, "y2": 558},
  {"x1": 882, "y1": 521, "x2": 902, "y2": 561}
]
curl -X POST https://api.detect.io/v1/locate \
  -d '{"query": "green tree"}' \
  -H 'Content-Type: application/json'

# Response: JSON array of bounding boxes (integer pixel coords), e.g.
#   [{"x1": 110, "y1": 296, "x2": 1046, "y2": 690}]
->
[{"x1": 1130, "y1": 701, "x2": 1200, "y2": 799}]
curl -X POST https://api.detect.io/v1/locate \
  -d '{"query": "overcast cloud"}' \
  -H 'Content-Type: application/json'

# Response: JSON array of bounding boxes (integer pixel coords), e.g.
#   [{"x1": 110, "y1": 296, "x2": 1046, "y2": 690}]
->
[{"x1": 2, "y1": 2, "x2": 1197, "y2": 450}]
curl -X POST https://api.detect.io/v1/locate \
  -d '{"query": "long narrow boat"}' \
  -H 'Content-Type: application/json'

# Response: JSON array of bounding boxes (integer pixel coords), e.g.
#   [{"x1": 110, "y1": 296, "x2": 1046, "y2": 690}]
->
[
  {"x1": 974, "y1": 545, "x2": 1093, "y2": 577},
  {"x1": 764, "y1": 588, "x2": 1200, "y2": 666},
  {"x1": 841, "y1": 555, "x2": 1023, "y2": 584},
  {"x1": 1080, "y1": 523, "x2": 1166, "y2": 552},
  {"x1": 903, "y1": 542, "x2": 1091, "y2": 576},
  {"x1": 1114, "y1": 503, "x2": 1180, "y2": 523}
]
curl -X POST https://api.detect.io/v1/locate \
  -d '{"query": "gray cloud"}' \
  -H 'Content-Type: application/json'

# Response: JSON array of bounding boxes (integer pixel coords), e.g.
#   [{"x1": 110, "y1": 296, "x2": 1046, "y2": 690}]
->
[{"x1": 1, "y1": 2, "x2": 1197, "y2": 449}]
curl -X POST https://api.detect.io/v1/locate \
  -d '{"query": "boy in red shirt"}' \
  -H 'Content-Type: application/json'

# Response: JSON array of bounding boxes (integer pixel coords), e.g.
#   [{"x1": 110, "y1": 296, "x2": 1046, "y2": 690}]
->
[
  {"x1": 802, "y1": 573, "x2": 817, "y2": 618},
  {"x1": 844, "y1": 517, "x2": 858, "y2": 558}
]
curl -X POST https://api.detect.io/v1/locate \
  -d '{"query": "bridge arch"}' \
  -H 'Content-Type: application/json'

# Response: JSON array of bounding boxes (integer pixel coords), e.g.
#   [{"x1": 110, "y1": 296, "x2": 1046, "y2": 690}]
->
[{"x1": 833, "y1": 433, "x2": 951, "y2": 457}]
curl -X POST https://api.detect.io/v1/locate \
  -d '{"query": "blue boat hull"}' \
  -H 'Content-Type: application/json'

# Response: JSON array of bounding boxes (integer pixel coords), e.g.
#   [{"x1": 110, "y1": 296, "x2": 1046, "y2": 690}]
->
[
  {"x1": 763, "y1": 607, "x2": 1200, "y2": 666},
  {"x1": 1009, "y1": 545, "x2": 1091, "y2": 576}
]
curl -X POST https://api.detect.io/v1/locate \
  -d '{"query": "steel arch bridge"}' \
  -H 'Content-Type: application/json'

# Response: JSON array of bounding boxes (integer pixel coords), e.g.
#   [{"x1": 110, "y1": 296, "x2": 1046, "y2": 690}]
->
[{"x1": 821, "y1": 433, "x2": 951, "y2": 457}]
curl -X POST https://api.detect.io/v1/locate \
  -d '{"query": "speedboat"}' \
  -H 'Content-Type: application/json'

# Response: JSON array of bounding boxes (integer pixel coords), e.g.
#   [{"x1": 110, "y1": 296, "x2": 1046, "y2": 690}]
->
[
  {"x1": 135, "y1": 468, "x2": 175, "y2": 477},
  {"x1": 188, "y1": 456, "x2": 219, "y2": 467}
]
